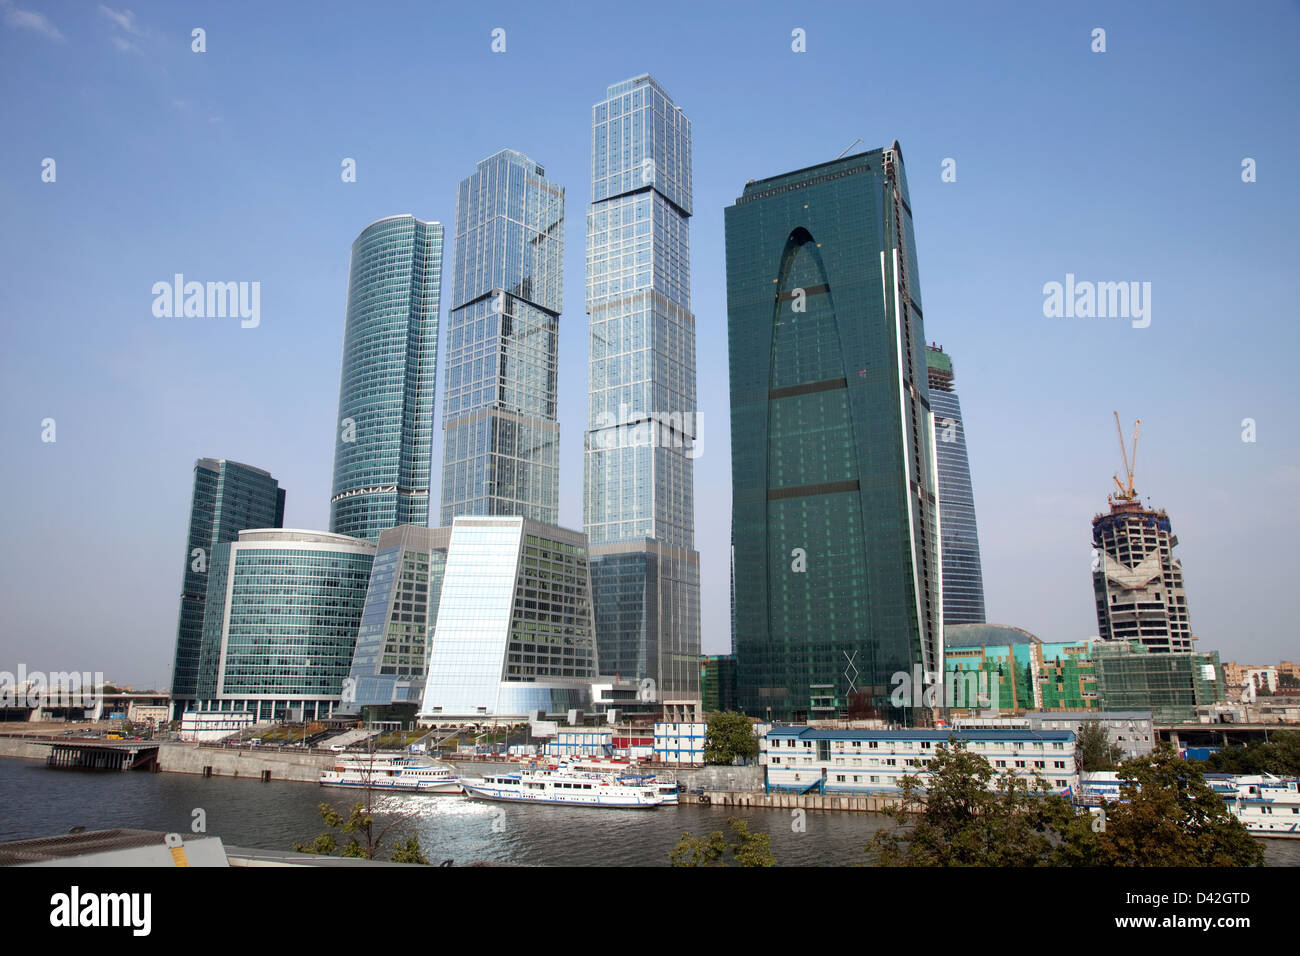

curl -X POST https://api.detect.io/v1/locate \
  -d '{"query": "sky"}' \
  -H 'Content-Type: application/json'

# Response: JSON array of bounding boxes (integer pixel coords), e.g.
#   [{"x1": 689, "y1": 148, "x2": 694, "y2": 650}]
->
[{"x1": 1, "y1": 1, "x2": 1297, "y2": 688}]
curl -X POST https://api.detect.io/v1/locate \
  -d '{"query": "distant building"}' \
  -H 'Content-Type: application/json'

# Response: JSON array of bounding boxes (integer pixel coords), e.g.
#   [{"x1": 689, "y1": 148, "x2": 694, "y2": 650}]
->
[
  {"x1": 1223, "y1": 662, "x2": 1279, "y2": 695},
  {"x1": 944, "y1": 624, "x2": 1099, "y2": 714},
  {"x1": 170, "y1": 458, "x2": 285, "y2": 716},
  {"x1": 762, "y1": 727, "x2": 1077, "y2": 795},
  {"x1": 418, "y1": 517, "x2": 598, "y2": 722},
  {"x1": 1093, "y1": 641, "x2": 1224, "y2": 723},
  {"x1": 654, "y1": 721, "x2": 706, "y2": 766},
  {"x1": 195, "y1": 529, "x2": 376, "y2": 721},
  {"x1": 700, "y1": 655, "x2": 737, "y2": 713},
  {"x1": 952, "y1": 710, "x2": 1155, "y2": 759},
  {"x1": 1092, "y1": 498, "x2": 1194, "y2": 653},
  {"x1": 341, "y1": 525, "x2": 451, "y2": 726},
  {"x1": 926, "y1": 345, "x2": 986, "y2": 624},
  {"x1": 726, "y1": 144, "x2": 941, "y2": 721}
]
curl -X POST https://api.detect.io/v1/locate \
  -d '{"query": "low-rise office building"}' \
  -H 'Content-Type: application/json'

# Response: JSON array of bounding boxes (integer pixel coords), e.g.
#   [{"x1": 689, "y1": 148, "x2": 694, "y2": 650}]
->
[
  {"x1": 953, "y1": 710, "x2": 1154, "y2": 759},
  {"x1": 762, "y1": 726, "x2": 1077, "y2": 795}
]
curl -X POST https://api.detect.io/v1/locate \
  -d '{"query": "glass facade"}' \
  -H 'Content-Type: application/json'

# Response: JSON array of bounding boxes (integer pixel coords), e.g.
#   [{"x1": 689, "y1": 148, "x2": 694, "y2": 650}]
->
[
  {"x1": 583, "y1": 75, "x2": 701, "y2": 700},
  {"x1": 195, "y1": 530, "x2": 375, "y2": 720},
  {"x1": 440, "y1": 150, "x2": 564, "y2": 525},
  {"x1": 725, "y1": 144, "x2": 942, "y2": 722},
  {"x1": 344, "y1": 524, "x2": 450, "y2": 711},
  {"x1": 170, "y1": 458, "x2": 284, "y2": 709},
  {"x1": 330, "y1": 215, "x2": 442, "y2": 541},
  {"x1": 419, "y1": 517, "x2": 596, "y2": 719},
  {"x1": 926, "y1": 346, "x2": 986, "y2": 624}
]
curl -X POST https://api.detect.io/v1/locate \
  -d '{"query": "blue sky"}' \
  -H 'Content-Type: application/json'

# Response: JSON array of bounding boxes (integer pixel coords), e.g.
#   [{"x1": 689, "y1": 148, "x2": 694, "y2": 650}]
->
[{"x1": 1, "y1": 1, "x2": 1297, "y2": 687}]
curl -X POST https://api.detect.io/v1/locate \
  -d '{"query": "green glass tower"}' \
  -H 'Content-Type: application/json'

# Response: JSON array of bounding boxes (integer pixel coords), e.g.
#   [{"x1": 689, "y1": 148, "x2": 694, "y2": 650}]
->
[
  {"x1": 330, "y1": 215, "x2": 443, "y2": 541},
  {"x1": 170, "y1": 458, "x2": 285, "y2": 714},
  {"x1": 725, "y1": 144, "x2": 942, "y2": 722}
]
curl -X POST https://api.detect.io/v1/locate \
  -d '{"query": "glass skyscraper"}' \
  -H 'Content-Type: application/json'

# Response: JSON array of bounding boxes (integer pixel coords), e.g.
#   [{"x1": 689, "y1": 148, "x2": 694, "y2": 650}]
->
[
  {"x1": 724, "y1": 144, "x2": 943, "y2": 722},
  {"x1": 926, "y1": 345, "x2": 987, "y2": 624},
  {"x1": 440, "y1": 150, "x2": 564, "y2": 525},
  {"x1": 195, "y1": 529, "x2": 376, "y2": 721},
  {"x1": 170, "y1": 458, "x2": 285, "y2": 715},
  {"x1": 583, "y1": 75, "x2": 701, "y2": 701},
  {"x1": 330, "y1": 215, "x2": 443, "y2": 542}
]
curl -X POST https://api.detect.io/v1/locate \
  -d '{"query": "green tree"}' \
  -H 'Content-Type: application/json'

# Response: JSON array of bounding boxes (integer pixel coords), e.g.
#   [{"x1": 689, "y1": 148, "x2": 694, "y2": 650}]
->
[
  {"x1": 1090, "y1": 746, "x2": 1264, "y2": 867},
  {"x1": 867, "y1": 738, "x2": 1077, "y2": 866},
  {"x1": 1202, "y1": 730, "x2": 1300, "y2": 777},
  {"x1": 1076, "y1": 720, "x2": 1124, "y2": 772},
  {"x1": 670, "y1": 818, "x2": 775, "y2": 867},
  {"x1": 705, "y1": 711, "x2": 758, "y2": 765},
  {"x1": 294, "y1": 801, "x2": 430, "y2": 863}
]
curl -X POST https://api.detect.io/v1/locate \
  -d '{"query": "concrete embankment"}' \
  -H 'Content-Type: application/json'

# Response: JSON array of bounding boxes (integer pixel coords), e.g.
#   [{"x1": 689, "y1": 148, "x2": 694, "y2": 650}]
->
[
  {"x1": 0, "y1": 736, "x2": 53, "y2": 761},
  {"x1": 157, "y1": 743, "x2": 333, "y2": 782}
]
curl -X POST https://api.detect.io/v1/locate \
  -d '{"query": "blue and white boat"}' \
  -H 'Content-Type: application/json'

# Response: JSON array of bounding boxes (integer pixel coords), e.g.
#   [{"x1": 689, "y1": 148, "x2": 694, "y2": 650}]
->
[
  {"x1": 1208, "y1": 774, "x2": 1300, "y2": 838},
  {"x1": 321, "y1": 752, "x2": 461, "y2": 794},
  {"x1": 460, "y1": 767, "x2": 661, "y2": 809}
]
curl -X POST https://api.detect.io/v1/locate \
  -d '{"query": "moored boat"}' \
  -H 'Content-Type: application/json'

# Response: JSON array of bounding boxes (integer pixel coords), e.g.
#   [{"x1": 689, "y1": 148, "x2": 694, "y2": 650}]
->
[
  {"x1": 460, "y1": 767, "x2": 661, "y2": 808},
  {"x1": 320, "y1": 752, "x2": 461, "y2": 793}
]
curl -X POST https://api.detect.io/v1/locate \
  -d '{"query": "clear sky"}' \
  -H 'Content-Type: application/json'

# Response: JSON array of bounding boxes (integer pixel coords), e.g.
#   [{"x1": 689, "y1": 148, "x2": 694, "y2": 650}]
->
[{"x1": 1, "y1": 1, "x2": 1297, "y2": 688}]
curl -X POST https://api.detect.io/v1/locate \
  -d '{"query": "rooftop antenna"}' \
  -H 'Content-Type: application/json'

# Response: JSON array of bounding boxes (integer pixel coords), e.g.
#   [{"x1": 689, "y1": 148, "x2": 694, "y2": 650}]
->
[{"x1": 835, "y1": 137, "x2": 863, "y2": 160}]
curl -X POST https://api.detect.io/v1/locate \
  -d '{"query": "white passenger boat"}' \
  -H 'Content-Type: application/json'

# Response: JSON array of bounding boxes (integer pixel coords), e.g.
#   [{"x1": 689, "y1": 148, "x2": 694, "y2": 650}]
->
[
  {"x1": 460, "y1": 768, "x2": 661, "y2": 808},
  {"x1": 320, "y1": 752, "x2": 461, "y2": 793},
  {"x1": 561, "y1": 759, "x2": 681, "y2": 805},
  {"x1": 1208, "y1": 774, "x2": 1300, "y2": 838}
]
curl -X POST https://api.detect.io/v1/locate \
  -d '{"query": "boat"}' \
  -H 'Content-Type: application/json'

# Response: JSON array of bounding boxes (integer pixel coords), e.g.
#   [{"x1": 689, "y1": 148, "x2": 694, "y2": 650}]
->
[
  {"x1": 320, "y1": 752, "x2": 461, "y2": 793},
  {"x1": 1208, "y1": 774, "x2": 1300, "y2": 838},
  {"x1": 459, "y1": 767, "x2": 661, "y2": 808},
  {"x1": 561, "y1": 759, "x2": 681, "y2": 805}
]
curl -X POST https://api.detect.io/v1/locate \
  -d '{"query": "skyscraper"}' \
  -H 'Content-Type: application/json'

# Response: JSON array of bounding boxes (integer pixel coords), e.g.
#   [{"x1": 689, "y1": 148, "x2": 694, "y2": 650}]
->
[
  {"x1": 440, "y1": 150, "x2": 564, "y2": 525},
  {"x1": 725, "y1": 144, "x2": 943, "y2": 722},
  {"x1": 1092, "y1": 500, "x2": 1194, "y2": 652},
  {"x1": 330, "y1": 215, "x2": 443, "y2": 542},
  {"x1": 926, "y1": 344, "x2": 987, "y2": 624},
  {"x1": 583, "y1": 75, "x2": 701, "y2": 701},
  {"x1": 169, "y1": 458, "x2": 285, "y2": 716}
]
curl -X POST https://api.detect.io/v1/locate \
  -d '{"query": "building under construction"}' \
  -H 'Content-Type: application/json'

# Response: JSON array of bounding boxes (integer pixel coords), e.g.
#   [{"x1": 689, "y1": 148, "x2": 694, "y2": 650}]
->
[{"x1": 1091, "y1": 415, "x2": 1194, "y2": 653}]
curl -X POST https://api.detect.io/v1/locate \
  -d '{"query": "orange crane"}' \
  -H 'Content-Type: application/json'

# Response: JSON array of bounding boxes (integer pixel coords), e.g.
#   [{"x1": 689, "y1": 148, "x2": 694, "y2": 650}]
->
[{"x1": 1112, "y1": 411, "x2": 1141, "y2": 502}]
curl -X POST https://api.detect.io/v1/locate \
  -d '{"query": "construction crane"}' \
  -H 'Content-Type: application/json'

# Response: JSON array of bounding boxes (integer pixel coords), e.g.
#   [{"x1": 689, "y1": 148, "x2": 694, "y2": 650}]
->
[{"x1": 1111, "y1": 411, "x2": 1141, "y2": 502}]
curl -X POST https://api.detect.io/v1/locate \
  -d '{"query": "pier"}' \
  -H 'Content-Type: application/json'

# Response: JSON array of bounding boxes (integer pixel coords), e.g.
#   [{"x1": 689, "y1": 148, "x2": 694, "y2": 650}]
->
[{"x1": 46, "y1": 740, "x2": 159, "y2": 772}]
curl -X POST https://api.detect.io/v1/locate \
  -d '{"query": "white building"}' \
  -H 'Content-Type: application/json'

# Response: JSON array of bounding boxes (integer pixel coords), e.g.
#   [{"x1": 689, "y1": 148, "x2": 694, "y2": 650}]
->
[
  {"x1": 654, "y1": 722, "x2": 706, "y2": 766},
  {"x1": 763, "y1": 727, "x2": 1077, "y2": 795}
]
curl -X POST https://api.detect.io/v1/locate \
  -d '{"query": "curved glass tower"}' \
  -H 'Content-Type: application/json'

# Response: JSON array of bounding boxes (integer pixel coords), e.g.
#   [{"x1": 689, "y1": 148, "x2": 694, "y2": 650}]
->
[
  {"x1": 330, "y1": 215, "x2": 443, "y2": 541},
  {"x1": 725, "y1": 144, "x2": 942, "y2": 722},
  {"x1": 926, "y1": 345, "x2": 987, "y2": 624}
]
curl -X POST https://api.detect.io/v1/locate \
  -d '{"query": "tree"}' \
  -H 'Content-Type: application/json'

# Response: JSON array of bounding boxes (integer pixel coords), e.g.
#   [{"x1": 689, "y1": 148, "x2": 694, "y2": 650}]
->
[
  {"x1": 670, "y1": 818, "x2": 775, "y2": 867},
  {"x1": 1076, "y1": 720, "x2": 1124, "y2": 772},
  {"x1": 705, "y1": 711, "x2": 758, "y2": 765},
  {"x1": 1202, "y1": 730, "x2": 1300, "y2": 777},
  {"x1": 1089, "y1": 746, "x2": 1265, "y2": 867},
  {"x1": 867, "y1": 738, "x2": 1077, "y2": 866}
]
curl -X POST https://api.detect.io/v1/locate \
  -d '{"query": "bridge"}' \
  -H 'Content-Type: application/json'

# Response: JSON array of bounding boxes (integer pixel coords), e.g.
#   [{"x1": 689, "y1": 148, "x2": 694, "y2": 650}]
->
[{"x1": 45, "y1": 738, "x2": 159, "y2": 772}]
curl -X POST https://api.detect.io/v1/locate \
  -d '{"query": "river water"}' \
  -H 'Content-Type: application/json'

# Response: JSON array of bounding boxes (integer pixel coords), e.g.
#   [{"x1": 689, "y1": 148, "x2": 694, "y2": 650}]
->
[{"x1": 2, "y1": 758, "x2": 1297, "y2": 867}]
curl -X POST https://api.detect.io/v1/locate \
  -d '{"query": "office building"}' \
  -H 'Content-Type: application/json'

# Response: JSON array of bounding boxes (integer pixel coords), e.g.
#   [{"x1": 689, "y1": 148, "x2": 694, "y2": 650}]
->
[
  {"x1": 418, "y1": 516, "x2": 598, "y2": 721},
  {"x1": 169, "y1": 458, "x2": 285, "y2": 715},
  {"x1": 926, "y1": 344, "x2": 986, "y2": 624},
  {"x1": 330, "y1": 215, "x2": 443, "y2": 542},
  {"x1": 583, "y1": 76, "x2": 702, "y2": 704},
  {"x1": 762, "y1": 727, "x2": 1077, "y2": 795},
  {"x1": 725, "y1": 143, "x2": 942, "y2": 721},
  {"x1": 340, "y1": 524, "x2": 451, "y2": 725},
  {"x1": 194, "y1": 529, "x2": 376, "y2": 721},
  {"x1": 440, "y1": 150, "x2": 564, "y2": 525},
  {"x1": 1092, "y1": 641, "x2": 1224, "y2": 723}
]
